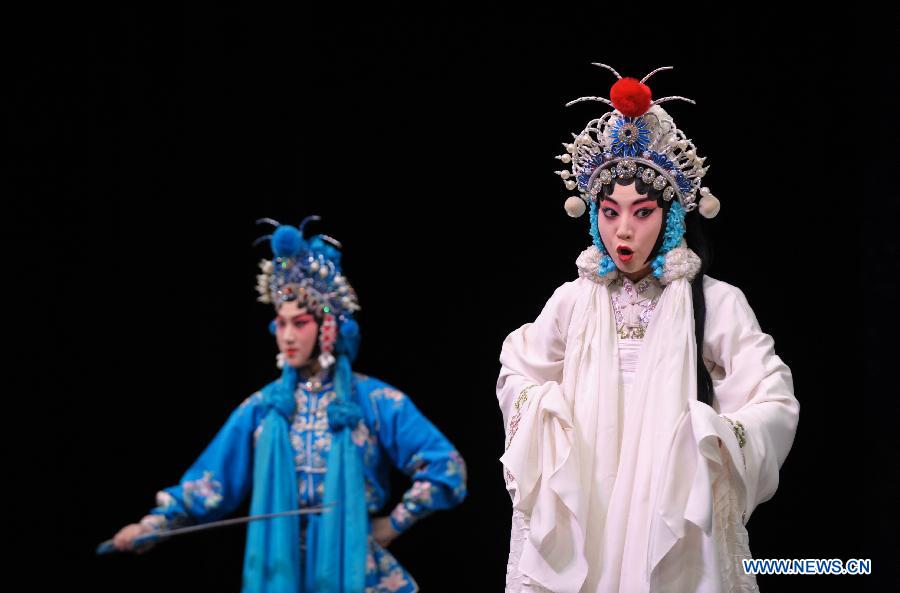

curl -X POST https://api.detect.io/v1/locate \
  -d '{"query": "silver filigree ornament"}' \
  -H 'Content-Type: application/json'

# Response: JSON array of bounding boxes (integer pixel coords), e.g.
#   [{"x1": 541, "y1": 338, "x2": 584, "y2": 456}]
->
[{"x1": 616, "y1": 160, "x2": 637, "y2": 179}]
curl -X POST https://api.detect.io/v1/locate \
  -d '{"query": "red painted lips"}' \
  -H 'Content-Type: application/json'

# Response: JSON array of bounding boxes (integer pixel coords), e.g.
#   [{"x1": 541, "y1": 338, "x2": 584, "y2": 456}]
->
[{"x1": 616, "y1": 245, "x2": 634, "y2": 262}]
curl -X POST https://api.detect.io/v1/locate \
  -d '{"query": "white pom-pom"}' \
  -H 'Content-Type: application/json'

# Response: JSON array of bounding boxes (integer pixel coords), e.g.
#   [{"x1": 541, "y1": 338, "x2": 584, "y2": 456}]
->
[
  {"x1": 560, "y1": 154, "x2": 572, "y2": 163},
  {"x1": 564, "y1": 180, "x2": 576, "y2": 190},
  {"x1": 564, "y1": 196, "x2": 586, "y2": 217},
  {"x1": 565, "y1": 143, "x2": 576, "y2": 154},
  {"x1": 698, "y1": 189, "x2": 720, "y2": 219}
]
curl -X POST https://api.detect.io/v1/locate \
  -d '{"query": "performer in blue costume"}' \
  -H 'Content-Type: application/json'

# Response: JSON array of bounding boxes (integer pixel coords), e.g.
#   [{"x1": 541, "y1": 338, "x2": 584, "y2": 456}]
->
[{"x1": 111, "y1": 216, "x2": 467, "y2": 593}]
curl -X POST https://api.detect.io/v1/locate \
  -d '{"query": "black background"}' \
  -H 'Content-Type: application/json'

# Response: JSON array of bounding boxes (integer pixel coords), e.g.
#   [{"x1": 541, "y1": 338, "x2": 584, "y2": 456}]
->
[{"x1": 8, "y1": 7, "x2": 896, "y2": 593}]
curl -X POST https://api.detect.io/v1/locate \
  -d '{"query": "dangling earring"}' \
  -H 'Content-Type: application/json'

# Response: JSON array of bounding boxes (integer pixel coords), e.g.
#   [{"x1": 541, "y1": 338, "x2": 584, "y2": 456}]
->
[
  {"x1": 316, "y1": 313, "x2": 338, "y2": 369},
  {"x1": 276, "y1": 352, "x2": 286, "y2": 369}
]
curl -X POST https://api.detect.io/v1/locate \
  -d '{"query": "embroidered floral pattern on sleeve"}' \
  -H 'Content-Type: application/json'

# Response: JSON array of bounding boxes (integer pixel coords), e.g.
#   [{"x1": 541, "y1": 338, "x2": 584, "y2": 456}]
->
[
  {"x1": 183, "y1": 471, "x2": 224, "y2": 511},
  {"x1": 390, "y1": 449, "x2": 468, "y2": 531},
  {"x1": 505, "y1": 385, "x2": 535, "y2": 452},
  {"x1": 721, "y1": 415, "x2": 748, "y2": 472},
  {"x1": 504, "y1": 385, "x2": 536, "y2": 486},
  {"x1": 390, "y1": 480, "x2": 435, "y2": 532},
  {"x1": 368, "y1": 386, "x2": 406, "y2": 409},
  {"x1": 144, "y1": 491, "x2": 192, "y2": 530},
  {"x1": 445, "y1": 450, "x2": 467, "y2": 499},
  {"x1": 155, "y1": 490, "x2": 177, "y2": 511}
]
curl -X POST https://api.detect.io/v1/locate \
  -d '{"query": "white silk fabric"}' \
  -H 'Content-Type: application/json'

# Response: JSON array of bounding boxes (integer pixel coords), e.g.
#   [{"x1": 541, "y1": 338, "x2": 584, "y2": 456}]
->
[{"x1": 498, "y1": 275, "x2": 798, "y2": 593}]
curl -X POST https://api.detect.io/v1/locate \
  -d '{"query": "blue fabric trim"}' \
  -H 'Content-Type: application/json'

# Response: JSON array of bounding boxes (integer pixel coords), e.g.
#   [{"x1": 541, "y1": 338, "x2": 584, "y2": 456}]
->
[
  {"x1": 313, "y1": 354, "x2": 367, "y2": 592},
  {"x1": 242, "y1": 365, "x2": 301, "y2": 593}
]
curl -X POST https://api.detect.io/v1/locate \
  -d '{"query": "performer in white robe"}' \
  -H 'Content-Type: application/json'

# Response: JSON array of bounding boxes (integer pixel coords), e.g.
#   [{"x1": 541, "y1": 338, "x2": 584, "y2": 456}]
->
[{"x1": 498, "y1": 64, "x2": 799, "y2": 593}]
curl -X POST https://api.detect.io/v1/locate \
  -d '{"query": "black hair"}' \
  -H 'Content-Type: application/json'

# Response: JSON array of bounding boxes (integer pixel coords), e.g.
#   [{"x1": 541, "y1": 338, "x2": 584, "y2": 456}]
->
[{"x1": 596, "y1": 175, "x2": 715, "y2": 406}]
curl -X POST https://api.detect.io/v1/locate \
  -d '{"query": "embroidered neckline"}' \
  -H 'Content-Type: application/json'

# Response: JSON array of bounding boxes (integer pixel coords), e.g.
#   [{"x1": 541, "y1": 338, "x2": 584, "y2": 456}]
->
[
  {"x1": 610, "y1": 275, "x2": 662, "y2": 340},
  {"x1": 619, "y1": 273, "x2": 658, "y2": 295}
]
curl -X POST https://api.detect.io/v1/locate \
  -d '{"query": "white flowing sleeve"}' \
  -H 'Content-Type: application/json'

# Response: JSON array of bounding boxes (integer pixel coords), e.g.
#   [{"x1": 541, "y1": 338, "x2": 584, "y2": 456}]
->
[
  {"x1": 694, "y1": 277, "x2": 800, "y2": 524},
  {"x1": 497, "y1": 281, "x2": 580, "y2": 593},
  {"x1": 497, "y1": 281, "x2": 577, "y2": 457}
]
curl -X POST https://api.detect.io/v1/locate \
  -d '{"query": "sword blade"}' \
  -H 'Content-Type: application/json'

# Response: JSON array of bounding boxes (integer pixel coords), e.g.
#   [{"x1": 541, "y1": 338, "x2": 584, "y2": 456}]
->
[{"x1": 96, "y1": 504, "x2": 333, "y2": 555}]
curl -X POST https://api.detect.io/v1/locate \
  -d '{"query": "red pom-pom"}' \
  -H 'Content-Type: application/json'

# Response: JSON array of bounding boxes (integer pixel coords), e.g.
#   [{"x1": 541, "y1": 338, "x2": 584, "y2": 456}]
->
[{"x1": 610, "y1": 77, "x2": 652, "y2": 117}]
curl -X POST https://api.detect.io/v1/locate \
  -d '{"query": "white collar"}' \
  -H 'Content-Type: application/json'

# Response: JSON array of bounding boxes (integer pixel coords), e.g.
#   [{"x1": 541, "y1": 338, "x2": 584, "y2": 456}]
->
[{"x1": 575, "y1": 240, "x2": 701, "y2": 286}]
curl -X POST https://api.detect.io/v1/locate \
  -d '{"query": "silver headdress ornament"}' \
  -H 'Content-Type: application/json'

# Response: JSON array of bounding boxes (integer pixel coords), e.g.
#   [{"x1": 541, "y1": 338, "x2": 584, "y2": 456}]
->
[{"x1": 556, "y1": 64, "x2": 721, "y2": 220}]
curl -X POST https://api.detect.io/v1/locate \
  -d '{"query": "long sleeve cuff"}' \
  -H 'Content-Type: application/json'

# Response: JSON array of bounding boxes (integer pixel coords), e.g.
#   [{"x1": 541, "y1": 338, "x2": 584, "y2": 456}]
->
[
  {"x1": 146, "y1": 490, "x2": 192, "y2": 530},
  {"x1": 388, "y1": 480, "x2": 439, "y2": 533}
]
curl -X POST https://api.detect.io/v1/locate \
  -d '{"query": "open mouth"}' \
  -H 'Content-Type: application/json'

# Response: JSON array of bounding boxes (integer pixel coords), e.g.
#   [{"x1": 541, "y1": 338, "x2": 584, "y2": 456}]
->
[{"x1": 616, "y1": 246, "x2": 634, "y2": 262}]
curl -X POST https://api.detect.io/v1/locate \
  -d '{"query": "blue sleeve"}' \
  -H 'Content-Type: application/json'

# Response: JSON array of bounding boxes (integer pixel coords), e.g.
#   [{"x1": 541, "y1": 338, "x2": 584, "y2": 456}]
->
[
  {"x1": 145, "y1": 393, "x2": 263, "y2": 529},
  {"x1": 363, "y1": 380, "x2": 467, "y2": 533}
]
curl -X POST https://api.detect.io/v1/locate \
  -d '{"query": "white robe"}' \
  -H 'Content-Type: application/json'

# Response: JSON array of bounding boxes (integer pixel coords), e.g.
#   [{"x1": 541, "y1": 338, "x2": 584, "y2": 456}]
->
[{"x1": 498, "y1": 270, "x2": 799, "y2": 593}]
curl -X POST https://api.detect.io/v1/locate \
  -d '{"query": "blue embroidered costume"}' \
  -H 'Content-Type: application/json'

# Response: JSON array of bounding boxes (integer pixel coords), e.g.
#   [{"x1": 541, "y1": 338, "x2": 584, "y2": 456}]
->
[
  {"x1": 147, "y1": 371, "x2": 465, "y2": 593},
  {"x1": 137, "y1": 217, "x2": 466, "y2": 593}
]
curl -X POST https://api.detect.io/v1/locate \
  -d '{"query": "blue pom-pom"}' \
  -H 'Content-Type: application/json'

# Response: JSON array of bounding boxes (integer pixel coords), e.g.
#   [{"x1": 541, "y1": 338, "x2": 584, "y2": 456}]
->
[
  {"x1": 327, "y1": 399, "x2": 363, "y2": 431},
  {"x1": 340, "y1": 318, "x2": 359, "y2": 339},
  {"x1": 309, "y1": 236, "x2": 342, "y2": 267},
  {"x1": 268, "y1": 319, "x2": 277, "y2": 336},
  {"x1": 336, "y1": 318, "x2": 361, "y2": 360},
  {"x1": 271, "y1": 225, "x2": 304, "y2": 258}
]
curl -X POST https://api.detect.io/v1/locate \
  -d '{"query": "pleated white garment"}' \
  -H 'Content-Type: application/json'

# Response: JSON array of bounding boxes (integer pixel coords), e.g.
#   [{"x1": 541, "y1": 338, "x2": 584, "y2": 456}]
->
[{"x1": 498, "y1": 263, "x2": 798, "y2": 593}]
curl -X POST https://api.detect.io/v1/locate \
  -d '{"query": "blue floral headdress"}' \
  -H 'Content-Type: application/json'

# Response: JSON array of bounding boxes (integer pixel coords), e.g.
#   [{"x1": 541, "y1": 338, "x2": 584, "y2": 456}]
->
[{"x1": 255, "y1": 215, "x2": 361, "y2": 368}]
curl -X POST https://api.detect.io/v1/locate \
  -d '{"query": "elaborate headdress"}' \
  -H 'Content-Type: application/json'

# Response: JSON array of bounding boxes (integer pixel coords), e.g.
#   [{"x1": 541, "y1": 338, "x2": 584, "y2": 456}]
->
[
  {"x1": 557, "y1": 64, "x2": 721, "y2": 220},
  {"x1": 558, "y1": 64, "x2": 718, "y2": 280},
  {"x1": 255, "y1": 215, "x2": 361, "y2": 369}
]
